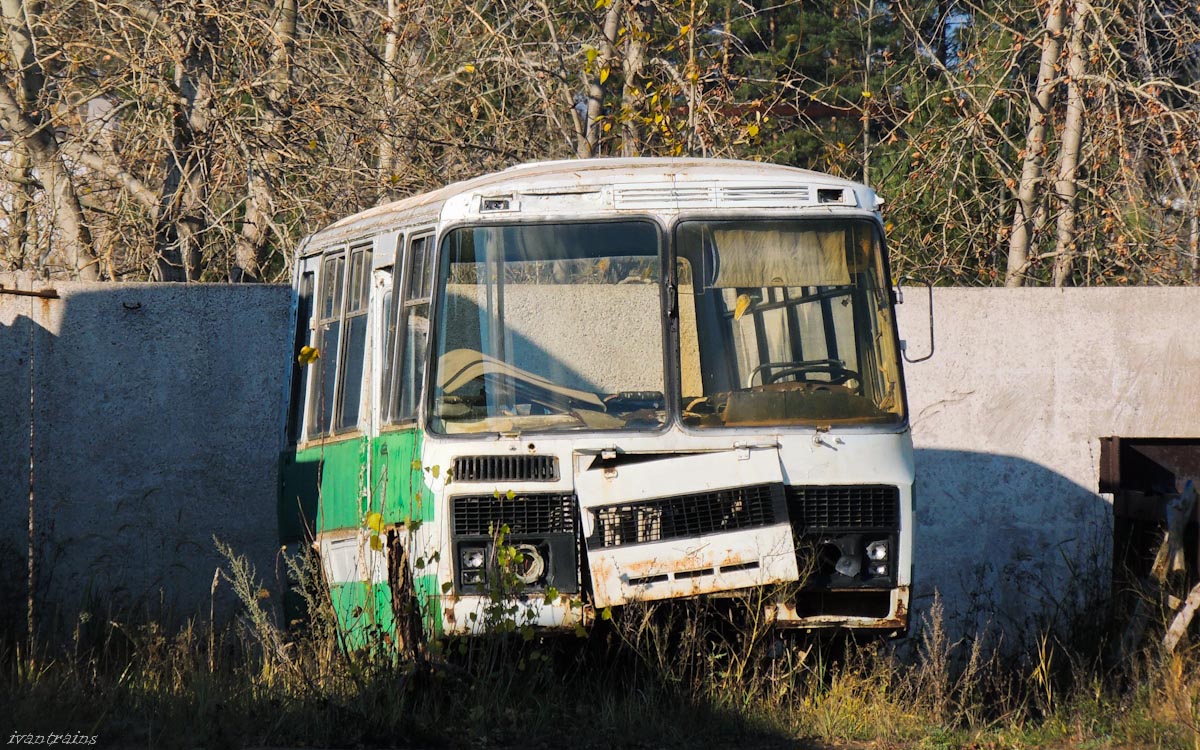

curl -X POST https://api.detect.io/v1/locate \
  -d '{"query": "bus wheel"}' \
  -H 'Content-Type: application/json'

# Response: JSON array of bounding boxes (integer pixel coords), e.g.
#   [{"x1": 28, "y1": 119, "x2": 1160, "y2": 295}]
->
[{"x1": 387, "y1": 530, "x2": 425, "y2": 663}]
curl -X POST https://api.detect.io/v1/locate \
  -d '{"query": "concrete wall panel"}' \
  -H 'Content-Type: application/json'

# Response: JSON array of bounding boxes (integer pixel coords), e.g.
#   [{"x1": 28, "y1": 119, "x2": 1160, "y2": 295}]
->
[
  {"x1": 3, "y1": 278, "x2": 1197, "y2": 642},
  {"x1": 1, "y1": 276, "x2": 292, "y2": 635},
  {"x1": 897, "y1": 288, "x2": 1200, "y2": 636}
]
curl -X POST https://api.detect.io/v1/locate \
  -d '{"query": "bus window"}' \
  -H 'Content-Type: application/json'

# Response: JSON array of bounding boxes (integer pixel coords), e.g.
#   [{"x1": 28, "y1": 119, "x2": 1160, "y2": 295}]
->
[
  {"x1": 285, "y1": 270, "x2": 314, "y2": 444},
  {"x1": 391, "y1": 235, "x2": 433, "y2": 422},
  {"x1": 308, "y1": 253, "x2": 345, "y2": 438},
  {"x1": 675, "y1": 219, "x2": 903, "y2": 427},
  {"x1": 336, "y1": 245, "x2": 372, "y2": 431}
]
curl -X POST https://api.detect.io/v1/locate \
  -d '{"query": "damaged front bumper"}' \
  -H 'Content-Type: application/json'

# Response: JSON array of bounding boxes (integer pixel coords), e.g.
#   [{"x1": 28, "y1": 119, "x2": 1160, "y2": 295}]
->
[{"x1": 570, "y1": 443, "x2": 911, "y2": 631}]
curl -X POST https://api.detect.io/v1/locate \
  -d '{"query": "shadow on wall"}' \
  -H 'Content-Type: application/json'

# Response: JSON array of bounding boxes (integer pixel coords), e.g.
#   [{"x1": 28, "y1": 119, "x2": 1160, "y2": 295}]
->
[
  {"x1": 0, "y1": 284, "x2": 292, "y2": 642},
  {"x1": 0, "y1": 308, "x2": 44, "y2": 644},
  {"x1": 911, "y1": 448, "x2": 1113, "y2": 643}
]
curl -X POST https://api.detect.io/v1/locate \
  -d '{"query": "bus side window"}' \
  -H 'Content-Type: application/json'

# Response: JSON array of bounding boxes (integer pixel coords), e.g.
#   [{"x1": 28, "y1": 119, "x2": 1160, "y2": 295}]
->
[
  {"x1": 336, "y1": 244, "x2": 372, "y2": 431},
  {"x1": 286, "y1": 270, "x2": 315, "y2": 444},
  {"x1": 391, "y1": 235, "x2": 434, "y2": 422},
  {"x1": 308, "y1": 253, "x2": 345, "y2": 438}
]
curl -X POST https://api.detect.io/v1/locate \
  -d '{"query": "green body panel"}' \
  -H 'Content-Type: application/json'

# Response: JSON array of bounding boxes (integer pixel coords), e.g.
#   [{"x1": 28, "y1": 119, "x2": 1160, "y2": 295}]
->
[
  {"x1": 369, "y1": 429, "x2": 434, "y2": 525},
  {"x1": 329, "y1": 581, "x2": 395, "y2": 650},
  {"x1": 278, "y1": 449, "x2": 316, "y2": 547},
  {"x1": 279, "y1": 436, "x2": 369, "y2": 539},
  {"x1": 279, "y1": 427, "x2": 444, "y2": 640}
]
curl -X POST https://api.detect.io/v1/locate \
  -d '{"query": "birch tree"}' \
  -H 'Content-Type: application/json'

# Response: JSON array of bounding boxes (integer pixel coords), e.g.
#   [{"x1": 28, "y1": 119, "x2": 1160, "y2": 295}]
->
[
  {"x1": 0, "y1": 0, "x2": 100, "y2": 278},
  {"x1": 1004, "y1": 0, "x2": 1066, "y2": 286}
]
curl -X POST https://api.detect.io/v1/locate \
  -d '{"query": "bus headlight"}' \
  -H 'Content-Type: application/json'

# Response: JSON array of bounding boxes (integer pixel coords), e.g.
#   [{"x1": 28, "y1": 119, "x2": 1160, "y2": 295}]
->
[
  {"x1": 512, "y1": 543, "x2": 546, "y2": 585},
  {"x1": 462, "y1": 547, "x2": 486, "y2": 570},
  {"x1": 460, "y1": 546, "x2": 487, "y2": 586},
  {"x1": 866, "y1": 540, "x2": 888, "y2": 562}
]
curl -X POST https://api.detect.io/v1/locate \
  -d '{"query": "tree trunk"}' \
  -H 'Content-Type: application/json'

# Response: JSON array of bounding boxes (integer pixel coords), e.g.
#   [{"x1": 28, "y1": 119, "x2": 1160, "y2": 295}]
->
[
  {"x1": 1, "y1": 0, "x2": 100, "y2": 279},
  {"x1": 1050, "y1": 0, "x2": 1087, "y2": 287},
  {"x1": 5, "y1": 150, "x2": 33, "y2": 270},
  {"x1": 619, "y1": 0, "x2": 652, "y2": 157},
  {"x1": 152, "y1": 5, "x2": 218, "y2": 282},
  {"x1": 233, "y1": 0, "x2": 296, "y2": 282},
  {"x1": 580, "y1": 0, "x2": 623, "y2": 157},
  {"x1": 1005, "y1": 0, "x2": 1066, "y2": 287}
]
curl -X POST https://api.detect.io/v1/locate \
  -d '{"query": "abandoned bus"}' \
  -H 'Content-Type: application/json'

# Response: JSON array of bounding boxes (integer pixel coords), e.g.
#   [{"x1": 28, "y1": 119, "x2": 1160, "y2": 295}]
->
[{"x1": 279, "y1": 158, "x2": 914, "y2": 645}]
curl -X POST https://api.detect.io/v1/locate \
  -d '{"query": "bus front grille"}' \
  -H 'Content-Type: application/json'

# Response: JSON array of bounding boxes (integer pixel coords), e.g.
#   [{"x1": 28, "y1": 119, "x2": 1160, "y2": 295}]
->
[
  {"x1": 453, "y1": 454, "x2": 559, "y2": 482},
  {"x1": 786, "y1": 485, "x2": 900, "y2": 531},
  {"x1": 452, "y1": 493, "x2": 576, "y2": 536},
  {"x1": 592, "y1": 483, "x2": 783, "y2": 548}
]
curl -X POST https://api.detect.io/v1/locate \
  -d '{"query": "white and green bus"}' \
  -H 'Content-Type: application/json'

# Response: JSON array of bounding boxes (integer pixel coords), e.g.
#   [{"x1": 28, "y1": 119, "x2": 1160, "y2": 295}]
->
[{"x1": 279, "y1": 158, "x2": 914, "y2": 647}]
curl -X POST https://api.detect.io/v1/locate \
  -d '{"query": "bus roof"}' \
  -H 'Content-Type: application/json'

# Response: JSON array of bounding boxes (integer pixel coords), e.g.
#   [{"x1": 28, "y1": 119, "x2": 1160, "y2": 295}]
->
[{"x1": 302, "y1": 158, "x2": 874, "y2": 253}]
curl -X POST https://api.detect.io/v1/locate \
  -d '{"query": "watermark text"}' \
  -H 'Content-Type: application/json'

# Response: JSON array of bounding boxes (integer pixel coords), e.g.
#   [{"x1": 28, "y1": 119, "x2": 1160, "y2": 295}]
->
[{"x1": 8, "y1": 734, "x2": 97, "y2": 746}]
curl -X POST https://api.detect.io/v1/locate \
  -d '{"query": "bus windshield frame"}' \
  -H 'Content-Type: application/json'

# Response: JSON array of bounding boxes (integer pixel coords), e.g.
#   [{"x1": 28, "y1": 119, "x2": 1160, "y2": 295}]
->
[
  {"x1": 426, "y1": 220, "x2": 667, "y2": 436},
  {"x1": 673, "y1": 217, "x2": 905, "y2": 429}
]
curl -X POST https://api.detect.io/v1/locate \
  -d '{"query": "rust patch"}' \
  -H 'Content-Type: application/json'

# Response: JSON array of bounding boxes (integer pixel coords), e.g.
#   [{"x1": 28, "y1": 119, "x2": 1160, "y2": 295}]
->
[{"x1": 443, "y1": 605, "x2": 457, "y2": 627}]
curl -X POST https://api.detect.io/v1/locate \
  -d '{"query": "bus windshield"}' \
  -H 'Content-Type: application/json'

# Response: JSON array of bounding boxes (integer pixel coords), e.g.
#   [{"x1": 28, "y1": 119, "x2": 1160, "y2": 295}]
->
[
  {"x1": 675, "y1": 219, "x2": 904, "y2": 428},
  {"x1": 429, "y1": 222, "x2": 665, "y2": 435}
]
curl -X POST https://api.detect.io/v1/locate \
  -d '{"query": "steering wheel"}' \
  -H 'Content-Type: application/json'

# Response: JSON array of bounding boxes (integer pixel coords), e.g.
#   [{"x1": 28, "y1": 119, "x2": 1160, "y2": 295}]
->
[{"x1": 745, "y1": 359, "x2": 860, "y2": 388}]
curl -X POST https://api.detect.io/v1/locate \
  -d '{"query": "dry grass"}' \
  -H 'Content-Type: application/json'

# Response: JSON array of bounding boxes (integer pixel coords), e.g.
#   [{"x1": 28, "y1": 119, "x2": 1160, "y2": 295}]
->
[{"x1": 2, "y1": 550, "x2": 1198, "y2": 750}]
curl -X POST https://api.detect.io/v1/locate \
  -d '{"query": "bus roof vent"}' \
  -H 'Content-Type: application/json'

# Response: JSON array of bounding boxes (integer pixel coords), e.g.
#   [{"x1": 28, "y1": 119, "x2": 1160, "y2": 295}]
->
[
  {"x1": 612, "y1": 186, "x2": 715, "y2": 209},
  {"x1": 718, "y1": 185, "x2": 811, "y2": 206},
  {"x1": 612, "y1": 184, "x2": 816, "y2": 209},
  {"x1": 453, "y1": 454, "x2": 560, "y2": 483}
]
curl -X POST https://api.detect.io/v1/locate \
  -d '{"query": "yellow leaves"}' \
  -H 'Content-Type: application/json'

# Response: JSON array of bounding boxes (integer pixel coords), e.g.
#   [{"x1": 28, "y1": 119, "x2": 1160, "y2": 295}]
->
[
  {"x1": 585, "y1": 47, "x2": 598, "y2": 65},
  {"x1": 599, "y1": 66, "x2": 610, "y2": 84},
  {"x1": 430, "y1": 464, "x2": 440, "y2": 479},
  {"x1": 507, "y1": 489, "x2": 516, "y2": 500},
  {"x1": 733, "y1": 293, "x2": 752, "y2": 321},
  {"x1": 297, "y1": 345, "x2": 320, "y2": 365},
  {"x1": 366, "y1": 511, "x2": 385, "y2": 550},
  {"x1": 861, "y1": 89, "x2": 872, "y2": 99},
  {"x1": 593, "y1": 0, "x2": 611, "y2": 8},
  {"x1": 366, "y1": 512, "x2": 384, "y2": 532},
  {"x1": 678, "y1": 24, "x2": 691, "y2": 35},
  {"x1": 746, "y1": 123, "x2": 760, "y2": 137},
  {"x1": 460, "y1": 63, "x2": 476, "y2": 74}
]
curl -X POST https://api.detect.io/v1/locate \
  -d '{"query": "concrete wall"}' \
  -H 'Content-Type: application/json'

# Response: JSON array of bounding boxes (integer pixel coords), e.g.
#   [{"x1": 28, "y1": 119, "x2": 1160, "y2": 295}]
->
[
  {"x1": 896, "y1": 288, "x2": 1200, "y2": 636},
  {"x1": 0, "y1": 276, "x2": 293, "y2": 636},
  {"x1": 2, "y1": 278, "x2": 1197, "y2": 641}
]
